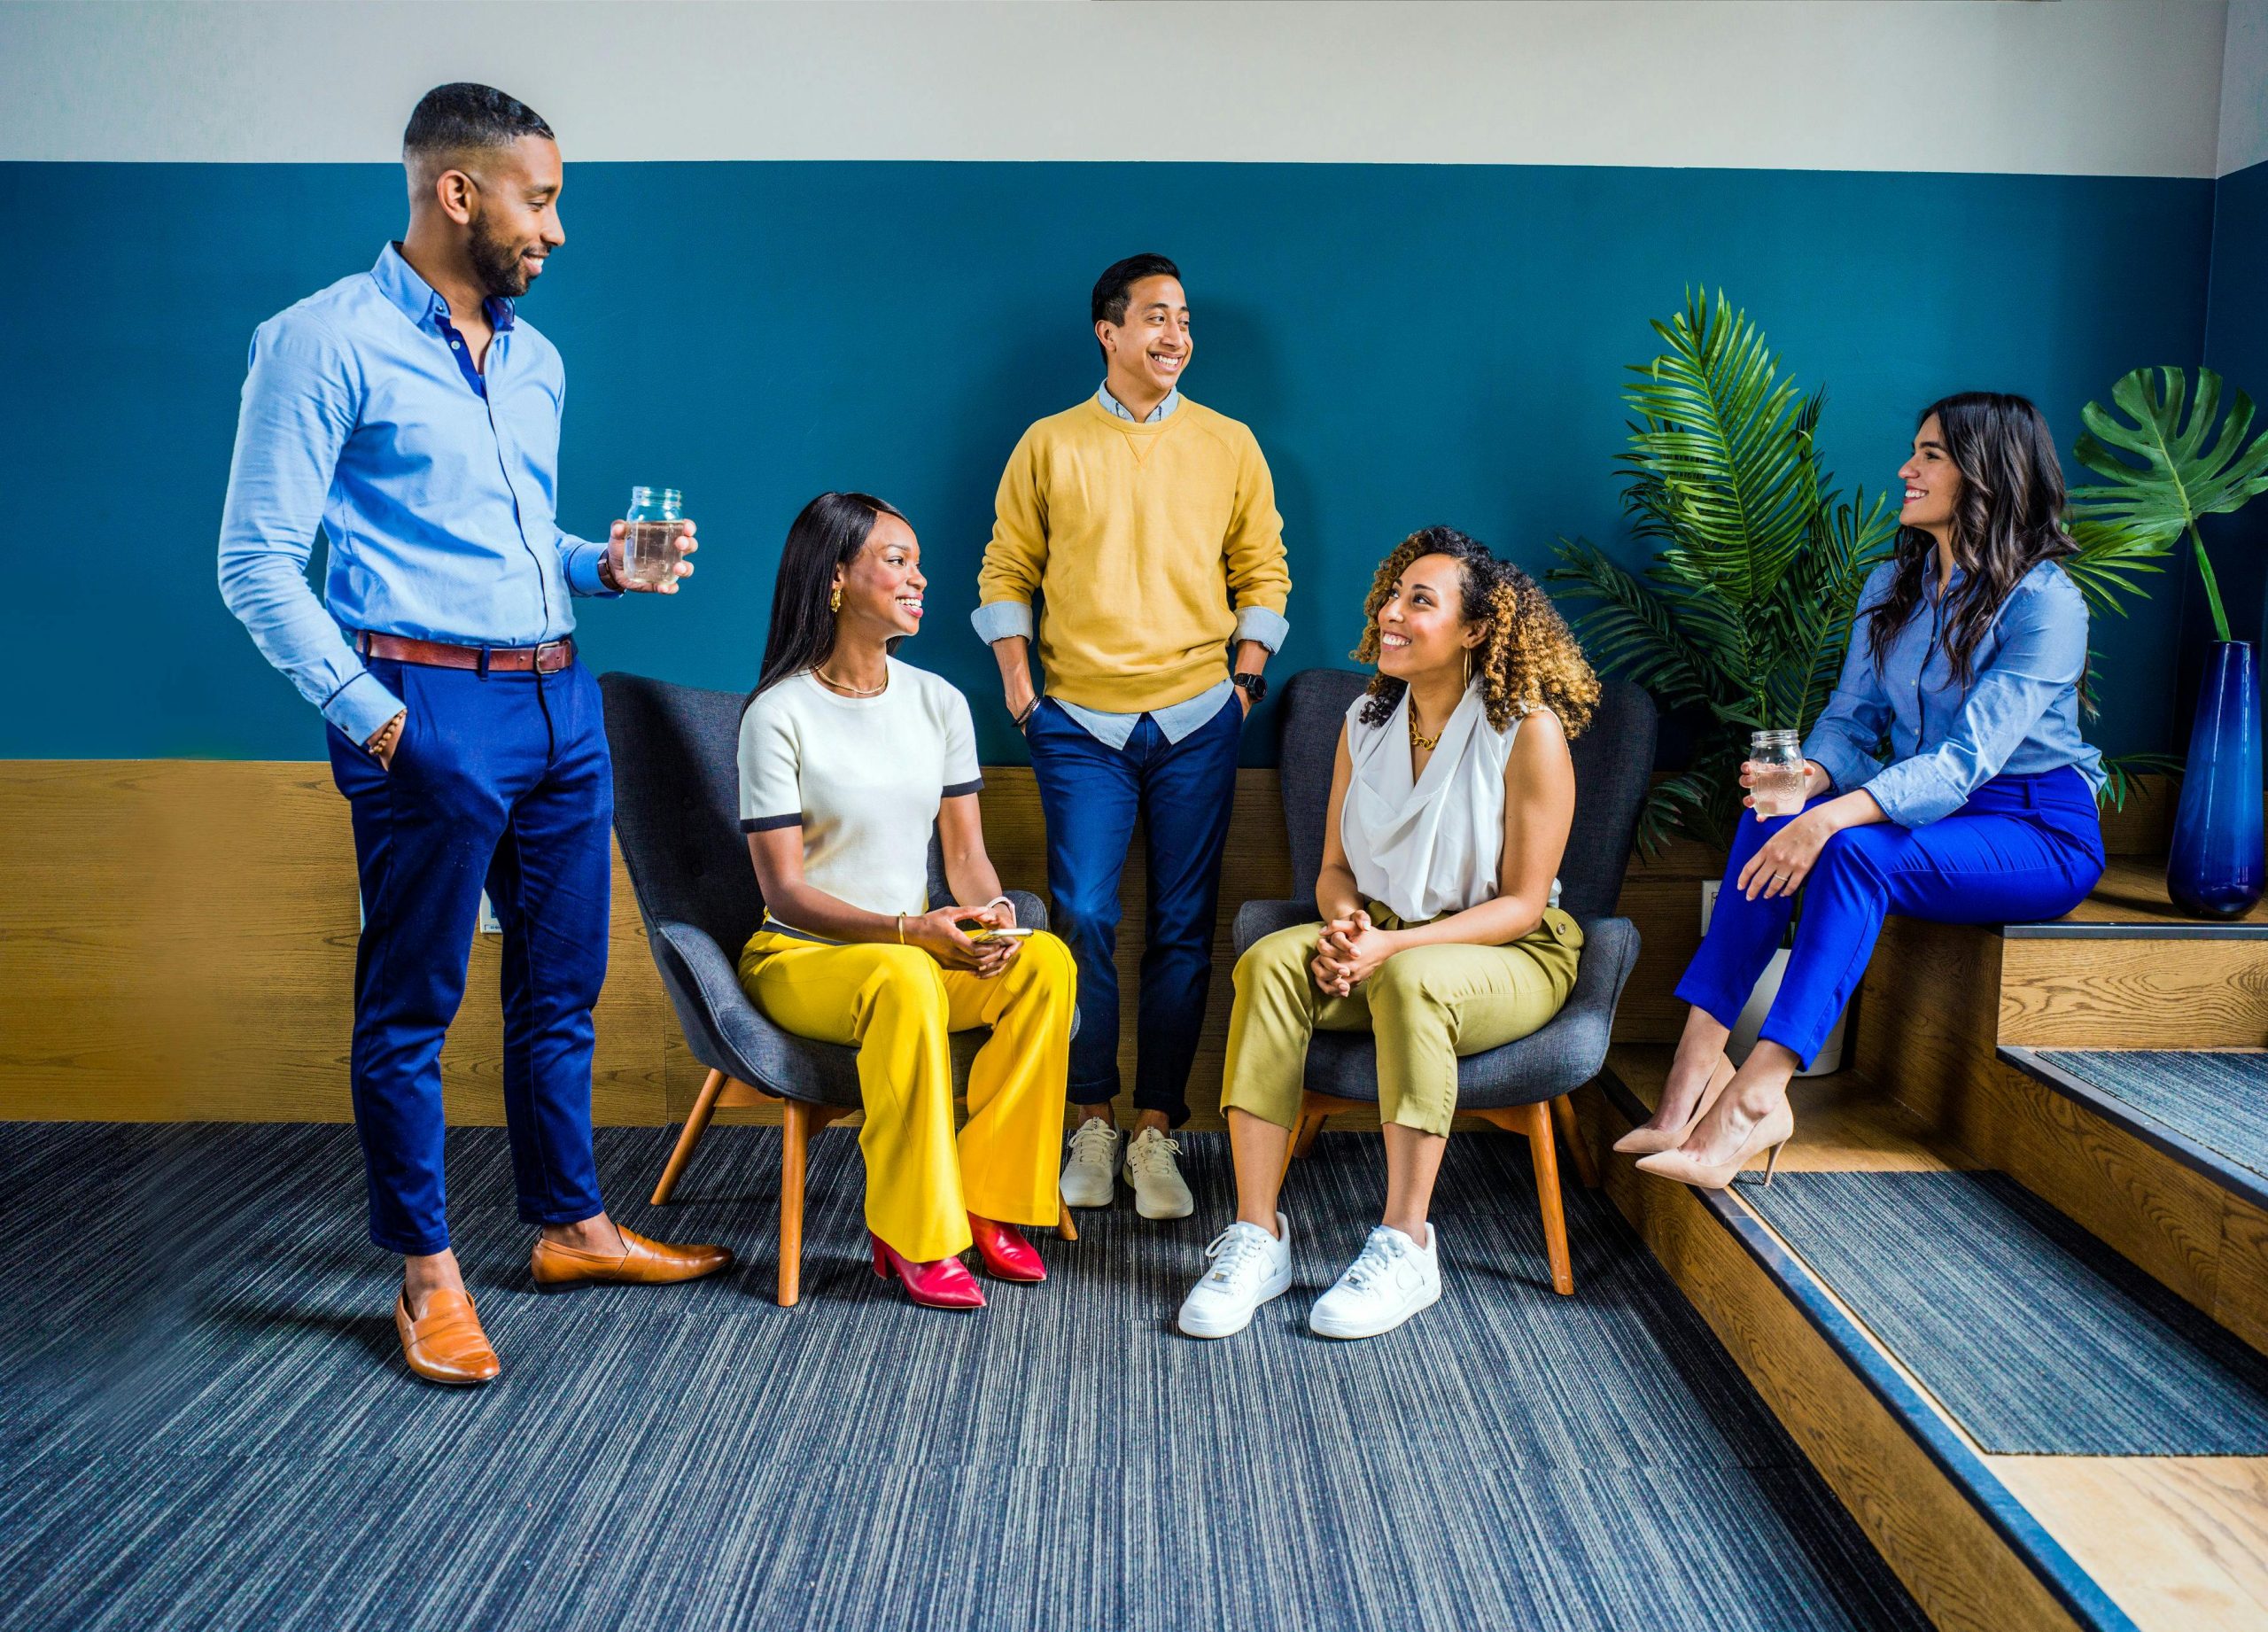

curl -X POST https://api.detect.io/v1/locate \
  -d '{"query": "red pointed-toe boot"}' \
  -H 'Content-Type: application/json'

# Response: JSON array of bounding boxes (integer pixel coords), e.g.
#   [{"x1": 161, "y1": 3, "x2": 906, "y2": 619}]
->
[
  {"x1": 869, "y1": 1232, "x2": 986, "y2": 1309},
  {"x1": 967, "y1": 1215, "x2": 1046, "y2": 1282}
]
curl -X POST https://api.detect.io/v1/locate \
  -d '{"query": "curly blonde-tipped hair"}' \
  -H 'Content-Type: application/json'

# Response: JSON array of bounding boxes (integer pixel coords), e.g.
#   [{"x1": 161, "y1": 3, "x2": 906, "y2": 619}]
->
[{"x1": 1350, "y1": 525, "x2": 1599, "y2": 736}]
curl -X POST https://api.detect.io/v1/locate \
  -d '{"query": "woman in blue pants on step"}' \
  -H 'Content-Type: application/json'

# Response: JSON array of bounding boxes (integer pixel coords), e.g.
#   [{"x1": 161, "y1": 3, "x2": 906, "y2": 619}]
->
[{"x1": 1621, "y1": 392, "x2": 2109, "y2": 1189}]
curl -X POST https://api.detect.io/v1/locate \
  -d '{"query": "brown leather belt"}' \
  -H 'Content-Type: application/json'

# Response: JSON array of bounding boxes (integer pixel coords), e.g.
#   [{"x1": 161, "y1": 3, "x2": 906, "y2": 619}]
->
[{"x1": 358, "y1": 633, "x2": 576, "y2": 674}]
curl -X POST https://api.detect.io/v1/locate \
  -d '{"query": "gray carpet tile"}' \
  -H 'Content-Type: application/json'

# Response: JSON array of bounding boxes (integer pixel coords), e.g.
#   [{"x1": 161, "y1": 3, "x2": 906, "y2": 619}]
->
[
  {"x1": 1744, "y1": 1170, "x2": 2268, "y2": 1456},
  {"x1": 0, "y1": 1123, "x2": 1929, "y2": 1631},
  {"x1": 2039, "y1": 1049, "x2": 2268, "y2": 1181}
]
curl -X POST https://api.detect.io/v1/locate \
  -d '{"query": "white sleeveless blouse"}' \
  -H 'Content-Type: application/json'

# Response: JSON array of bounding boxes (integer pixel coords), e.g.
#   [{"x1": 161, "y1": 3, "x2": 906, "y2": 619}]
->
[{"x1": 1340, "y1": 684, "x2": 1562, "y2": 924}]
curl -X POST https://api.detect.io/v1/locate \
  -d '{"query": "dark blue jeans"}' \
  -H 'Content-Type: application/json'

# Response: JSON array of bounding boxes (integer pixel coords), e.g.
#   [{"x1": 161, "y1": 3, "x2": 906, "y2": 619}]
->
[
  {"x1": 1675, "y1": 765, "x2": 2106, "y2": 1068},
  {"x1": 326, "y1": 657, "x2": 611, "y2": 1255},
  {"x1": 1025, "y1": 695, "x2": 1242, "y2": 1126}
]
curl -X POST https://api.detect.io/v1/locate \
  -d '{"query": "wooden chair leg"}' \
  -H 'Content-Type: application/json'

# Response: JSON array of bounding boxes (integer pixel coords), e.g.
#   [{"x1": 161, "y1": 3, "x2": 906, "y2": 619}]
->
[
  {"x1": 1522, "y1": 1100, "x2": 1576, "y2": 1296},
  {"x1": 778, "y1": 1099, "x2": 813, "y2": 1308},
  {"x1": 651, "y1": 1067, "x2": 728, "y2": 1205},
  {"x1": 1056, "y1": 1187, "x2": 1079, "y2": 1242},
  {"x1": 1291, "y1": 1097, "x2": 1326, "y2": 1160},
  {"x1": 1551, "y1": 1092, "x2": 1600, "y2": 1191}
]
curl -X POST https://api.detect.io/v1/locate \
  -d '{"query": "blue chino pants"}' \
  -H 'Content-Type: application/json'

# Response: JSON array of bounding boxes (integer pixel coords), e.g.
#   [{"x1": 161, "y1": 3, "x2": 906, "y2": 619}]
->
[
  {"x1": 1024, "y1": 695, "x2": 1242, "y2": 1126},
  {"x1": 325, "y1": 657, "x2": 611, "y2": 1255},
  {"x1": 1675, "y1": 766, "x2": 2106, "y2": 1068}
]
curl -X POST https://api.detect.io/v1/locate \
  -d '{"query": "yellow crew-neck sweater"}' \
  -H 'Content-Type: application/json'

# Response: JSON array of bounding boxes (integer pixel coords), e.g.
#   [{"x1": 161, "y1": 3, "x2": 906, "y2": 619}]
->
[{"x1": 976, "y1": 396, "x2": 1292, "y2": 715}]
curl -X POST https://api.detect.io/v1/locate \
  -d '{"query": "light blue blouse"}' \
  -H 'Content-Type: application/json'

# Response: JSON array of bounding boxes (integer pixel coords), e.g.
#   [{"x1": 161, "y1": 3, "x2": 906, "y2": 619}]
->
[{"x1": 1801, "y1": 557, "x2": 2106, "y2": 828}]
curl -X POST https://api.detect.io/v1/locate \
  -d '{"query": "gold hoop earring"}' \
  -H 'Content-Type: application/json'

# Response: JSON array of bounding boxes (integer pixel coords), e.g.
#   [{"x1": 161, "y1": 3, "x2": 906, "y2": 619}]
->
[
  {"x1": 1462, "y1": 648, "x2": 1472, "y2": 691},
  {"x1": 830, "y1": 587, "x2": 843, "y2": 613}
]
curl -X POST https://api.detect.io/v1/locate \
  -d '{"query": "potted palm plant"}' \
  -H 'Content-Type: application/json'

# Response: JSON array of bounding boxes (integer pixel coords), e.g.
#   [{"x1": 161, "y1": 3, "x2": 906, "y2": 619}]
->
[
  {"x1": 2070, "y1": 368, "x2": 2268, "y2": 919},
  {"x1": 1549, "y1": 291, "x2": 1896, "y2": 1071}
]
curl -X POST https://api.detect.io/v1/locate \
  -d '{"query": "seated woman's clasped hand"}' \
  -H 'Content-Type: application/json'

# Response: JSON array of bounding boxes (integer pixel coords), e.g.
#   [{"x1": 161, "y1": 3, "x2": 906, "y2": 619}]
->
[{"x1": 905, "y1": 898, "x2": 1022, "y2": 975}]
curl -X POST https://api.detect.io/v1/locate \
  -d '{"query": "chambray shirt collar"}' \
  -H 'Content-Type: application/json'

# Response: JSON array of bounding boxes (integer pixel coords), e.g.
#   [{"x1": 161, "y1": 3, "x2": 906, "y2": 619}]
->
[
  {"x1": 1097, "y1": 382, "x2": 1179, "y2": 424},
  {"x1": 371, "y1": 243, "x2": 517, "y2": 336}
]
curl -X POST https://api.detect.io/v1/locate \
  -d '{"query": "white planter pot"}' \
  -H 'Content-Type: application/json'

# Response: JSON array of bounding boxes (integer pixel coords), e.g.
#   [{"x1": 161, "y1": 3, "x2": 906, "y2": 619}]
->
[{"x1": 1698, "y1": 882, "x2": 1849, "y2": 1077}]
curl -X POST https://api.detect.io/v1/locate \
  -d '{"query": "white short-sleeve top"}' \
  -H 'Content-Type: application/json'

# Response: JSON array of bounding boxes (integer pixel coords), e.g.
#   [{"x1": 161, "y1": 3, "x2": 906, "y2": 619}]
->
[
  {"x1": 738, "y1": 658, "x2": 983, "y2": 921},
  {"x1": 1340, "y1": 682, "x2": 1561, "y2": 924}
]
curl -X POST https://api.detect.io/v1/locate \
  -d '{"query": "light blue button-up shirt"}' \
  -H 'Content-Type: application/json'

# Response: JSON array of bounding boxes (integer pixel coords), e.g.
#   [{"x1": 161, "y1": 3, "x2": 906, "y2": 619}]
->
[
  {"x1": 217, "y1": 243, "x2": 615, "y2": 746},
  {"x1": 1803, "y1": 556, "x2": 2106, "y2": 828},
  {"x1": 967, "y1": 382, "x2": 1289, "y2": 750}
]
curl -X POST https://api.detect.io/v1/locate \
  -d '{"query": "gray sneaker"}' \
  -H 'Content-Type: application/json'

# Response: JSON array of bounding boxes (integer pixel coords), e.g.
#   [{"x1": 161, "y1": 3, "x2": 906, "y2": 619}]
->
[
  {"x1": 1060, "y1": 1119, "x2": 1120, "y2": 1208},
  {"x1": 1122, "y1": 1127, "x2": 1195, "y2": 1220}
]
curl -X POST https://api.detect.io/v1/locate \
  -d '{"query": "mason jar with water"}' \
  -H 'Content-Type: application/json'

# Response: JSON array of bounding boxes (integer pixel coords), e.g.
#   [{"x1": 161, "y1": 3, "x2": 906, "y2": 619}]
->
[
  {"x1": 1748, "y1": 729, "x2": 1808, "y2": 819},
  {"x1": 621, "y1": 486, "x2": 685, "y2": 590}
]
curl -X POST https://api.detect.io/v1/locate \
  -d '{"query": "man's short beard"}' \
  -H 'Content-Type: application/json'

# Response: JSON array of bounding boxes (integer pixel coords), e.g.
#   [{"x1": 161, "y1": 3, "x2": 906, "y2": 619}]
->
[{"x1": 468, "y1": 218, "x2": 531, "y2": 299}]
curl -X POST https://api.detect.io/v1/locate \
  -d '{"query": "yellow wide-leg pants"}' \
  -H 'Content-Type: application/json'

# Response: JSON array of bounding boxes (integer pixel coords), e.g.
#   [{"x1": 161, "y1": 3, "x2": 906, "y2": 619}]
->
[
  {"x1": 1221, "y1": 903, "x2": 1583, "y2": 1138},
  {"x1": 737, "y1": 929, "x2": 1076, "y2": 1262}
]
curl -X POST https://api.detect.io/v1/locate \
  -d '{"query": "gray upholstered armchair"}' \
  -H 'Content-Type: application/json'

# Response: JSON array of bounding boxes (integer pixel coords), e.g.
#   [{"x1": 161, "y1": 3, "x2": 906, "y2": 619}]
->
[
  {"x1": 1232, "y1": 668, "x2": 1657, "y2": 1295},
  {"x1": 600, "y1": 672, "x2": 1068, "y2": 1306}
]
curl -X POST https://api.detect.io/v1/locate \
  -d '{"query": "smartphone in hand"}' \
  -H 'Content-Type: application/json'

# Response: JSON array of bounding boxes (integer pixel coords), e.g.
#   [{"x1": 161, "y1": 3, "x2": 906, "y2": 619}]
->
[{"x1": 956, "y1": 918, "x2": 1035, "y2": 942}]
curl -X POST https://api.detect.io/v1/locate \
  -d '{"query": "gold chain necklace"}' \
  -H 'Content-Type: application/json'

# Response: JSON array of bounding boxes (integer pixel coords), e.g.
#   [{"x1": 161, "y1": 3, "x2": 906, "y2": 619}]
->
[
  {"x1": 1409, "y1": 710, "x2": 1442, "y2": 751},
  {"x1": 813, "y1": 665, "x2": 889, "y2": 697}
]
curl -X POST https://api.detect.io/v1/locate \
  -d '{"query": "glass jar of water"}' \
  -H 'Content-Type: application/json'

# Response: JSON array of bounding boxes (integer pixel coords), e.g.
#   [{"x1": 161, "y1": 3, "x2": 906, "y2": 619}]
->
[
  {"x1": 621, "y1": 486, "x2": 683, "y2": 590},
  {"x1": 1749, "y1": 729, "x2": 1807, "y2": 818}
]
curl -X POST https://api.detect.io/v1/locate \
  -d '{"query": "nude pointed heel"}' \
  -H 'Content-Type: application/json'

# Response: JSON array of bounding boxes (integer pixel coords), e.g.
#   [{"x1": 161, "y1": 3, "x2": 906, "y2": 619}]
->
[
  {"x1": 1632, "y1": 1102, "x2": 1796, "y2": 1193},
  {"x1": 1613, "y1": 1053, "x2": 1736, "y2": 1155}
]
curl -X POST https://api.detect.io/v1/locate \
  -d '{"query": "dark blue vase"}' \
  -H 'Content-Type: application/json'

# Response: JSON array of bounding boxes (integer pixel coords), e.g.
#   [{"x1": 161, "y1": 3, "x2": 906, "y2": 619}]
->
[{"x1": 2168, "y1": 641, "x2": 2265, "y2": 919}]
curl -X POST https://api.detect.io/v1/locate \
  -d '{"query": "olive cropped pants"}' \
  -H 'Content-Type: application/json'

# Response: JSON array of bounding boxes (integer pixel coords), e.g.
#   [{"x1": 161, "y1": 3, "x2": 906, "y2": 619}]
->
[
  {"x1": 737, "y1": 929, "x2": 1076, "y2": 1262},
  {"x1": 1220, "y1": 903, "x2": 1584, "y2": 1138}
]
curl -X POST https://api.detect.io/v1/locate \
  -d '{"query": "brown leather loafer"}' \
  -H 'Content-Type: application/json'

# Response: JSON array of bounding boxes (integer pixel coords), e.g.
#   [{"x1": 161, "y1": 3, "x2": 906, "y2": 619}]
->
[
  {"x1": 530, "y1": 1226, "x2": 734, "y2": 1291},
  {"x1": 394, "y1": 1288, "x2": 501, "y2": 1386}
]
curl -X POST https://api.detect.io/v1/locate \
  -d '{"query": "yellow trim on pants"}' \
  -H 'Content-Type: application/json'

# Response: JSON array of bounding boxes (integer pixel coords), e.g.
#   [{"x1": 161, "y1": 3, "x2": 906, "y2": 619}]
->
[
  {"x1": 1220, "y1": 902, "x2": 1583, "y2": 1138},
  {"x1": 736, "y1": 929, "x2": 1076, "y2": 1262}
]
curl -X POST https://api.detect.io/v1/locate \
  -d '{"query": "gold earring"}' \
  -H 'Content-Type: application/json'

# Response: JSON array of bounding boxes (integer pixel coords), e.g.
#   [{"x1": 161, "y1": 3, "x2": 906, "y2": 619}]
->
[
  {"x1": 1462, "y1": 648, "x2": 1472, "y2": 690},
  {"x1": 830, "y1": 587, "x2": 843, "y2": 613}
]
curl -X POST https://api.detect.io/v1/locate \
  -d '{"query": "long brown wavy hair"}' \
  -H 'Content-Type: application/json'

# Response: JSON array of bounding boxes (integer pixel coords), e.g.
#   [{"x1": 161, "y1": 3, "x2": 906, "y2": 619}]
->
[
  {"x1": 1352, "y1": 525, "x2": 1599, "y2": 735},
  {"x1": 1865, "y1": 392, "x2": 2076, "y2": 686}
]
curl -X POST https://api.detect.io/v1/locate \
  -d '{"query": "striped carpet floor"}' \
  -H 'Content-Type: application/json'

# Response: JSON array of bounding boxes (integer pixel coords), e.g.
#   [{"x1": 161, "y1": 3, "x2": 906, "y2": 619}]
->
[
  {"x1": 0, "y1": 1123, "x2": 1927, "y2": 1632},
  {"x1": 2039, "y1": 1049, "x2": 2268, "y2": 1182},
  {"x1": 1745, "y1": 1170, "x2": 2268, "y2": 1456}
]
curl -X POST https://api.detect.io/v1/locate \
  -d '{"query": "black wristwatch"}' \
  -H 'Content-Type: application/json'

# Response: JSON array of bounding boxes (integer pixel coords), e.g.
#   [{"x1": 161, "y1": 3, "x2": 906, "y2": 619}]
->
[{"x1": 1232, "y1": 671, "x2": 1267, "y2": 707}]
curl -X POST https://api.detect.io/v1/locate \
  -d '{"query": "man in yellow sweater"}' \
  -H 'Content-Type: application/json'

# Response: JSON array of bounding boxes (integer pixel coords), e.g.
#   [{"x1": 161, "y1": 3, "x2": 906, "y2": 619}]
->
[{"x1": 973, "y1": 253, "x2": 1292, "y2": 1221}]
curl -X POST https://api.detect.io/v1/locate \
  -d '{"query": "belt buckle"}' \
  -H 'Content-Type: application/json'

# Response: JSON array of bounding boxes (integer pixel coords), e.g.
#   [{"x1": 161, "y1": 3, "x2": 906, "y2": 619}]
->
[{"x1": 534, "y1": 638, "x2": 570, "y2": 673}]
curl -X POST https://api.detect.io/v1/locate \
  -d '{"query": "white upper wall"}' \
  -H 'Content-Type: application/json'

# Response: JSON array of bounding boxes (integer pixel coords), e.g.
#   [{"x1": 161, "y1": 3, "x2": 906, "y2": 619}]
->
[
  {"x1": 0, "y1": 0, "x2": 2238, "y2": 176},
  {"x1": 2222, "y1": 0, "x2": 2268, "y2": 174}
]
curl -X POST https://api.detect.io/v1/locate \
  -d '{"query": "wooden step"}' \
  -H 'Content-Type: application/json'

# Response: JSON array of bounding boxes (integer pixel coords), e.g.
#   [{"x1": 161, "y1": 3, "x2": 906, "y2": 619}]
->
[
  {"x1": 1588, "y1": 1048, "x2": 2268, "y2": 1632},
  {"x1": 1859, "y1": 862, "x2": 2268, "y2": 1359},
  {"x1": 1999, "y1": 858, "x2": 2268, "y2": 1050}
]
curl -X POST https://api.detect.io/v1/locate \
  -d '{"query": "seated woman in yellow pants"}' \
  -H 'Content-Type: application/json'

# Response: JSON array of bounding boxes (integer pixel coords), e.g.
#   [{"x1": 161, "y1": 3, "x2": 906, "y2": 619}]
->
[
  {"x1": 1177, "y1": 525, "x2": 1597, "y2": 1341},
  {"x1": 737, "y1": 492, "x2": 1076, "y2": 1310}
]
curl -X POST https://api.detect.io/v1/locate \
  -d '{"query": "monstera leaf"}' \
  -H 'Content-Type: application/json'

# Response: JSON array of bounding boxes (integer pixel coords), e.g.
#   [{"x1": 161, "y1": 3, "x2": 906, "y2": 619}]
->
[{"x1": 2071, "y1": 367, "x2": 2268, "y2": 642}]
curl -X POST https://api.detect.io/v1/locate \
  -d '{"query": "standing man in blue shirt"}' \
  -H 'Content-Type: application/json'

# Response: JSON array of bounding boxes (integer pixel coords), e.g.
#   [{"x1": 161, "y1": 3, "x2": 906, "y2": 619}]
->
[{"x1": 219, "y1": 84, "x2": 731, "y2": 1387}]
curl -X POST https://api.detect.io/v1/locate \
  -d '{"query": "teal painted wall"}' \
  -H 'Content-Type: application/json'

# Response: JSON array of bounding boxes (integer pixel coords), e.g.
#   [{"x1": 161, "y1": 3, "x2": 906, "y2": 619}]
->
[
  {"x1": 2194, "y1": 158, "x2": 2268, "y2": 668},
  {"x1": 0, "y1": 160, "x2": 2214, "y2": 764}
]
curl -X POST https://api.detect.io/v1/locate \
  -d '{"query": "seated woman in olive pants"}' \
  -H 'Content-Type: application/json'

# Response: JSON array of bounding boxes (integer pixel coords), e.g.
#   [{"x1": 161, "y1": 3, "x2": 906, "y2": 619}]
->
[{"x1": 1177, "y1": 525, "x2": 1598, "y2": 1341}]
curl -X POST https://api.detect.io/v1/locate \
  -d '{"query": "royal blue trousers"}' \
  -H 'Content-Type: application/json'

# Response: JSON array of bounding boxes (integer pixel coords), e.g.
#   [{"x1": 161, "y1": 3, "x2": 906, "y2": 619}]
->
[
  {"x1": 325, "y1": 657, "x2": 611, "y2": 1255},
  {"x1": 1024, "y1": 695, "x2": 1242, "y2": 1126},
  {"x1": 1675, "y1": 766, "x2": 2106, "y2": 1068}
]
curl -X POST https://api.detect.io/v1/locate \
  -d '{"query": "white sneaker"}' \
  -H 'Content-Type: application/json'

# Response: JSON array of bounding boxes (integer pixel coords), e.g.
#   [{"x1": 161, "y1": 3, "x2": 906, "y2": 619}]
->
[
  {"x1": 1060, "y1": 1119, "x2": 1120, "y2": 1208},
  {"x1": 1309, "y1": 1224, "x2": 1441, "y2": 1340},
  {"x1": 1122, "y1": 1127, "x2": 1195, "y2": 1220},
  {"x1": 1177, "y1": 1215, "x2": 1293, "y2": 1338}
]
